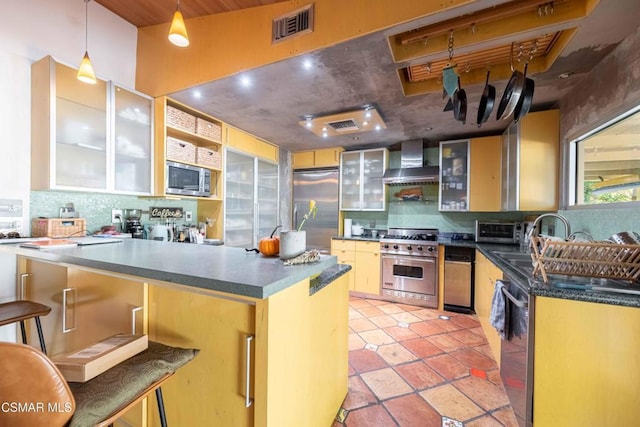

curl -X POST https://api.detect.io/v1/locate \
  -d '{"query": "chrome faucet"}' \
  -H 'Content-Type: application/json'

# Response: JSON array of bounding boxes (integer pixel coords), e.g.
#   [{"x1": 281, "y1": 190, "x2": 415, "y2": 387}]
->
[{"x1": 530, "y1": 213, "x2": 572, "y2": 240}]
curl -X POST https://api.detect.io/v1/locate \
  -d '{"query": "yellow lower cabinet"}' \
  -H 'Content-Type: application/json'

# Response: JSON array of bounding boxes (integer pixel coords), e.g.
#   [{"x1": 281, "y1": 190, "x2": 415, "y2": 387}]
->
[
  {"x1": 148, "y1": 275, "x2": 349, "y2": 427},
  {"x1": 534, "y1": 297, "x2": 640, "y2": 427},
  {"x1": 331, "y1": 239, "x2": 356, "y2": 291},
  {"x1": 148, "y1": 286, "x2": 255, "y2": 427},
  {"x1": 473, "y1": 251, "x2": 503, "y2": 365},
  {"x1": 354, "y1": 241, "x2": 381, "y2": 296}
]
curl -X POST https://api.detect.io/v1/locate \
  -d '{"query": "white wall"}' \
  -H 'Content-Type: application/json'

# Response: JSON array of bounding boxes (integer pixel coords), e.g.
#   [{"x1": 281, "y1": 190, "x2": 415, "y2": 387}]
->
[
  {"x1": 0, "y1": 0, "x2": 137, "y2": 206},
  {"x1": 0, "y1": 0, "x2": 136, "y2": 342}
]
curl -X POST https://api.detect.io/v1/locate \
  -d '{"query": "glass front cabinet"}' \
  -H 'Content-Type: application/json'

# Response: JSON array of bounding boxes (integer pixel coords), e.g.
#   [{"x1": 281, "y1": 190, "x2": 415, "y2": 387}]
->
[
  {"x1": 439, "y1": 140, "x2": 470, "y2": 211},
  {"x1": 31, "y1": 56, "x2": 153, "y2": 194},
  {"x1": 339, "y1": 148, "x2": 388, "y2": 211}
]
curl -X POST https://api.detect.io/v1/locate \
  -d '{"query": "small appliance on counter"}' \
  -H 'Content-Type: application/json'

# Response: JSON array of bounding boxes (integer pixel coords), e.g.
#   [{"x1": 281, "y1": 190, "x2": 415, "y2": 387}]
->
[
  {"x1": 124, "y1": 209, "x2": 145, "y2": 239},
  {"x1": 475, "y1": 220, "x2": 523, "y2": 244},
  {"x1": 59, "y1": 203, "x2": 79, "y2": 218}
]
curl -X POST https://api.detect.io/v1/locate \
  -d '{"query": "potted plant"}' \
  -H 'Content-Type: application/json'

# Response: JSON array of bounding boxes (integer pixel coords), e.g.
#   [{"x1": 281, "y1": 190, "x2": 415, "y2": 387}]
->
[{"x1": 280, "y1": 200, "x2": 317, "y2": 260}]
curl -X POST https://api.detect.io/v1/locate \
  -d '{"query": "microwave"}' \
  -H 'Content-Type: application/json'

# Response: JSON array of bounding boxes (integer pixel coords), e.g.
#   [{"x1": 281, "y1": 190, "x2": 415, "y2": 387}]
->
[
  {"x1": 475, "y1": 220, "x2": 523, "y2": 244},
  {"x1": 166, "y1": 161, "x2": 211, "y2": 197}
]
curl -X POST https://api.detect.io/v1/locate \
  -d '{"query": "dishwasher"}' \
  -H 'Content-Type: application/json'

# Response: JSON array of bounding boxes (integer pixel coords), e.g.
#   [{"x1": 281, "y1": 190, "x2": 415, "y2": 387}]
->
[{"x1": 443, "y1": 246, "x2": 475, "y2": 313}]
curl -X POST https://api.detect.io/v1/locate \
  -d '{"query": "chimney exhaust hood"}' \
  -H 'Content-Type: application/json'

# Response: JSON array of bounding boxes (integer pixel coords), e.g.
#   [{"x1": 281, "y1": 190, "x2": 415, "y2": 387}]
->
[{"x1": 382, "y1": 140, "x2": 440, "y2": 185}]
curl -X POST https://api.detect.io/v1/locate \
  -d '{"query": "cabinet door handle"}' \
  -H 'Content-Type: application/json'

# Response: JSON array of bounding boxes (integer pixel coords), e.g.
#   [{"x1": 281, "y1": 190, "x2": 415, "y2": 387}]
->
[
  {"x1": 62, "y1": 288, "x2": 76, "y2": 333},
  {"x1": 245, "y1": 334, "x2": 254, "y2": 408},
  {"x1": 131, "y1": 306, "x2": 143, "y2": 334},
  {"x1": 20, "y1": 273, "x2": 29, "y2": 300}
]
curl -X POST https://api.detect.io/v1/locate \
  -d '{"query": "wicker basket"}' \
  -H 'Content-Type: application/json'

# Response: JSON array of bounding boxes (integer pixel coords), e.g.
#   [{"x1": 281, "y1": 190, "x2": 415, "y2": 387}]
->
[
  {"x1": 32, "y1": 218, "x2": 86, "y2": 238},
  {"x1": 195, "y1": 118, "x2": 222, "y2": 142},
  {"x1": 167, "y1": 105, "x2": 196, "y2": 133},
  {"x1": 166, "y1": 137, "x2": 196, "y2": 164},
  {"x1": 530, "y1": 235, "x2": 640, "y2": 283},
  {"x1": 196, "y1": 146, "x2": 221, "y2": 169}
]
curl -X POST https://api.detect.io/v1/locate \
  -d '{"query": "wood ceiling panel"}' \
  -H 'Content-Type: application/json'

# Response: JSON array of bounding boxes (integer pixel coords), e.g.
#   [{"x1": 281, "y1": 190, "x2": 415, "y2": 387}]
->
[
  {"x1": 95, "y1": 0, "x2": 289, "y2": 27},
  {"x1": 406, "y1": 33, "x2": 559, "y2": 83}
]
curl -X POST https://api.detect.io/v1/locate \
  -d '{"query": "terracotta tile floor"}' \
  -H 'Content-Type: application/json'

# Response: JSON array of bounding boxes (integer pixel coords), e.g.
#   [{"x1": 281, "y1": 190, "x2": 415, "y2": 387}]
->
[{"x1": 333, "y1": 297, "x2": 518, "y2": 427}]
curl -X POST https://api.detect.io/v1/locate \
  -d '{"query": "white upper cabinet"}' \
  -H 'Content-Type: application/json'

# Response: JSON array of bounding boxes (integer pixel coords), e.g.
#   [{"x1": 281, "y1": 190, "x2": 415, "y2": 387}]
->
[
  {"x1": 31, "y1": 56, "x2": 153, "y2": 194},
  {"x1": 340, "y1": 148, "x2": 388, "y2": 211}
]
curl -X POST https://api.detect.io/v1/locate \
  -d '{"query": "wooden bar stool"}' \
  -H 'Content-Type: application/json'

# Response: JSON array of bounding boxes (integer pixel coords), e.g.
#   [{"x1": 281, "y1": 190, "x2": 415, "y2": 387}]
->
[{"x1": 0, "y1": 300, "x2": 51, "y2": 354}]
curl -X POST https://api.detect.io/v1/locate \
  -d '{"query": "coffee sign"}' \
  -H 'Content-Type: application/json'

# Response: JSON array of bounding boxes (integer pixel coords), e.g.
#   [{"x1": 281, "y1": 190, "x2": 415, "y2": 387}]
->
[{"x1": 149, "y1": 207, "x2": 183, "y2": 219}]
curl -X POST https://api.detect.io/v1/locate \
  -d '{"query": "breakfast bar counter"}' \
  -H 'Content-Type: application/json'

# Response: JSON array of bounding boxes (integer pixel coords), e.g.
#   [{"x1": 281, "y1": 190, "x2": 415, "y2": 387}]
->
[{"x1": 4, "y1": 239, "x2": 350, "y2": 427}]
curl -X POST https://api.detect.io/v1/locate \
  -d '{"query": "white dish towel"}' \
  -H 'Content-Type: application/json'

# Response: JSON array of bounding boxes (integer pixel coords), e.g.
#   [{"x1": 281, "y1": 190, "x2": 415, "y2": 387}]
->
[{"x1": 490, "y1": 280, "x2": 507, "y2": 339}]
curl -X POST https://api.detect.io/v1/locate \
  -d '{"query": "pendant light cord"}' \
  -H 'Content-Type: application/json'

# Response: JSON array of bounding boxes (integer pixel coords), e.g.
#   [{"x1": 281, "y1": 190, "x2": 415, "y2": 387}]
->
[{"x1": 85, "y1": 0, "x2": 90, "y2": 51}]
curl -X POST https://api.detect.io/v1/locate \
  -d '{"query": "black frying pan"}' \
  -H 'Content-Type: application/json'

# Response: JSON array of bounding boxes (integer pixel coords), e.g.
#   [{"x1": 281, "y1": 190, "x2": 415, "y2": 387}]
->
[
  {"x1": 496, "y1": 65, "x2": 525, "y2": 121},
  {"x1": 477, "y1": 70, "x2": 495, "y2": 127},
  {"x1": 514, "y1": 63, "x2": 535, "y2": 123},
  {"x1": 453, "y1": 77, "x2": 467, "y2": 124}
]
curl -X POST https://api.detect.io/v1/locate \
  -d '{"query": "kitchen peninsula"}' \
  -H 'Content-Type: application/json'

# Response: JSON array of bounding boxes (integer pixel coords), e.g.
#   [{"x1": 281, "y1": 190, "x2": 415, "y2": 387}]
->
[{"x1": 3, "y1": 239, "x2": 350, "y2": 426}]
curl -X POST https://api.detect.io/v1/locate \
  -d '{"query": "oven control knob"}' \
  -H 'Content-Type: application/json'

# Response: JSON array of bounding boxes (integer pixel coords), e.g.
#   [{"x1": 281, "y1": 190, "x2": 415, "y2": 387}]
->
[
  {"x1": 393, "y1": 244, "x2": 399, "y2": 250},
  {"x1": 383, "y1": 244, "x2": 389, "y2": 249},
  {"x1": 427, "y1": 246, "x2": 435, "y2": 252},
  {"x1": 407, "y1": 245, "x2": 412, "y2": 251},
  {"x1": 417, "y1": 246, "x2": 423, "y2": 251}
]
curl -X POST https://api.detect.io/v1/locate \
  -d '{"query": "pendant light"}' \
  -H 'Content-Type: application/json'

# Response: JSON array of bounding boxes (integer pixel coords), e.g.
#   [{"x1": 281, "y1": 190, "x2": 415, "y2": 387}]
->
[
  {"x1": 77, "y1": 0, "x2": 96, "y2": 84},
  {"x1": 168, "y1": 0, "x2": 189, "y2": 47}
]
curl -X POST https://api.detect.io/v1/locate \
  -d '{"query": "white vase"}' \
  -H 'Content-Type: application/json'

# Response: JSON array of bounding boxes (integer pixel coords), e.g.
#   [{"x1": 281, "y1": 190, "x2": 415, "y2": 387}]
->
[{"x1": 280, "y1": 230, "x2": 306, "y2": 259}]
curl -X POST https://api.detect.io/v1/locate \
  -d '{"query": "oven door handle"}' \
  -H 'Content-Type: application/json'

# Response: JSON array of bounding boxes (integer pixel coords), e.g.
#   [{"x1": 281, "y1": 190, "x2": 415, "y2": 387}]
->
[{"x1": 501, "y1": 286, "x2": 528, "y2": 309}]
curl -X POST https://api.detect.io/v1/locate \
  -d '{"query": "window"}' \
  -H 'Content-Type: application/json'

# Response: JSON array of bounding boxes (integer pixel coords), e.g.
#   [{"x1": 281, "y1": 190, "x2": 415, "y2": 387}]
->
[{"x1": 572, "y1": 107, "x2": 640, "y2": 205}]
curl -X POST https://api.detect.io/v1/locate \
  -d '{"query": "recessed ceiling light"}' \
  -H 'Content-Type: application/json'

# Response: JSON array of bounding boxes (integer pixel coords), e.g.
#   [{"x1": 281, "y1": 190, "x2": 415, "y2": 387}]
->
[
  {"x1": 302, "y1": 58, "x2": 313, "y2": 70},
  {"x1": 352, "y1": 136, "x2": 360, "y2": 141},
  {"x1": 375, "y1": 124, "x2": 382, "y2": 131},
  {"x1": 193, "y1": 90, "x2": 201, "y2": 99},
  {"x1": 425, "y1": 126, "x2": 433, "y2": 131},
  {"x1": 362, "y1": 121, "x2": 369, "y2": 126},
  {"x1": 239, "y1": 75, "x2": 252, "y2": 87},
  {"x1": 558, "y1": 72, "x2": 573, "y2": 79}
]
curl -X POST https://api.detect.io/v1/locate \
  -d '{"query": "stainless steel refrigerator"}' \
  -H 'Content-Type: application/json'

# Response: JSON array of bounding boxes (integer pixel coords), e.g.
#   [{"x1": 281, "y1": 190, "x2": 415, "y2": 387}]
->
[{"x1": 293, "y1": 169, "x2": 339, "y2": 254}]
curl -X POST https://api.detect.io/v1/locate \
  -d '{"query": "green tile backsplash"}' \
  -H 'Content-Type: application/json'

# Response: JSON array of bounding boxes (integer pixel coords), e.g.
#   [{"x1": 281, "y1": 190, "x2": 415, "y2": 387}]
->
[{"x1": 30, "y1": 190, "x2": 198, "y2": 235}]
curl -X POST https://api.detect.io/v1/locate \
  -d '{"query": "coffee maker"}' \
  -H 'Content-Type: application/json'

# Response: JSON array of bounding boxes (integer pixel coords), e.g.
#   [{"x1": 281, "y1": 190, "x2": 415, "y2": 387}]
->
[{"x1": 124, "y1": 209, "x2": 144, "y2": 239}]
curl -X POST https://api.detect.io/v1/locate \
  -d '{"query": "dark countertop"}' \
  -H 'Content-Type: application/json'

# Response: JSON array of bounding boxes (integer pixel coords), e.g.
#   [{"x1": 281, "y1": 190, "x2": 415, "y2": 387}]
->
[
  {"x1": 3, "y1": 239, "x2": 338, "y2": 299},
  {"x1": 309, "y1": 263, "x2": 352, "y2": 296},
  {"x1": 332, "y1": 236, "x2": 380, "y2": 242},
  {"x1": 476, "y1": 243, "x2": 640, "y2": 308}
]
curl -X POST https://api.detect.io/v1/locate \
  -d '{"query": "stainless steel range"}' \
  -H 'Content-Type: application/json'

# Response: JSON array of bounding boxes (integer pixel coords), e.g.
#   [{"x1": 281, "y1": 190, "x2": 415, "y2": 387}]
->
[{"x1": 380, "y1": 228, "x2": 439, "y2": 308}]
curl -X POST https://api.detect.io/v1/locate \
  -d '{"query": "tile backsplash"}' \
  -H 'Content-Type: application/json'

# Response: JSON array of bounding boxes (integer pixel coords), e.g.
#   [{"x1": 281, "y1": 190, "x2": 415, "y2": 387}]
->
[
  {"x1": 30, "y1": 190, "x2": 198, "y2": 235},
  {"x1": 560, "y1": 206, "x2": 640, "y2": 240}
]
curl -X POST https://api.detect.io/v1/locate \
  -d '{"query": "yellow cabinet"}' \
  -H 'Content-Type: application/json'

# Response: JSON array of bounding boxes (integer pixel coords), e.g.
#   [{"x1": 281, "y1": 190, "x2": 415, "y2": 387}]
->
[
  {"x1": 331, "y1": 240, "x2": 380, "y2": 295},
  {"x1": 226, "y1": 126, "x2": 278, "y2": 163},
  {"x1": 148, "y1": 285, "x2": 255, "y2": 427},
  {"x1": 148, "y1": 274, "x2": 349, "y2": 427},
  {"x1": 153, "y1": 97, "x2": 226, "y2": 239},
  {"x1": 469, "y1": 136, "x2": 502, "y2": 212},
  {"x1": 534, "y1": 297, "x2": 640, "y2": 426},
  {"x1": 441, "y1": 136, "x2": 502, "y2": 212},
  {"x1": 473, "y1": 251, "x2": 502, "y2": 364},
  {"x1": 331, "y1": 240, "x2": 356, "y2": 291},
  {"x1": 293, "y1": 147, "x2": 343, "y2": 169},
  {"x1": 153, "y1": 97, "x2": 224, "y2": 200},
  {"x1": 502, "y1": 109, "x2": 559, "y2": 211}
]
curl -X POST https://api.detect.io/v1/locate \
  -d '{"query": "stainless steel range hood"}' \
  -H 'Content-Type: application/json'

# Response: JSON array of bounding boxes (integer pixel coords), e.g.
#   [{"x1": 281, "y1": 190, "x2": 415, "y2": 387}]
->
[{"x1": 382, "y1": 140, "x2": 440, "y2": 185}]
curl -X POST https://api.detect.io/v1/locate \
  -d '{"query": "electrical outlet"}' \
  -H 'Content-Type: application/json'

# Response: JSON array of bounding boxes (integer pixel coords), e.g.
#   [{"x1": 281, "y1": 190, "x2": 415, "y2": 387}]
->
[
  {"x1": 185, "y1": 211, "x2": 193, "y2": 222},
  {"x1": 111, "y1": 209, "x2": 123, "y2": 223}
]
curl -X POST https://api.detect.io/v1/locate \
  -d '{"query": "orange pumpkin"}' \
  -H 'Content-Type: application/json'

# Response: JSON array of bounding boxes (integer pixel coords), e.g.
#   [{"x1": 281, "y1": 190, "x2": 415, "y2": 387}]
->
[{"x1": 258, "y1": 225, "x2": 281, "y2": 257}]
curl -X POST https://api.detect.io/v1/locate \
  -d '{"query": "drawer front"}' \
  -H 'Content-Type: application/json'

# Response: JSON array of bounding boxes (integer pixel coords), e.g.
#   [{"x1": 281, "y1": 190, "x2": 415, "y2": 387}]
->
[
  {"x1": 331, "y1": 239, "x2": 356, "y2": 252},
  {"x1": 355, "y1": 241, "x2": 380, "y2": 254}
]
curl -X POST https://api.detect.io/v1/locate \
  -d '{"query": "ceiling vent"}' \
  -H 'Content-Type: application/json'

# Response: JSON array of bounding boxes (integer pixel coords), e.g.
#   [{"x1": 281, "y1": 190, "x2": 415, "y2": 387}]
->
[
  {"x1": 328, "y1": 119, "x2": 359, "y2": 132},
  {"x1": 299, "y1": 107, "x2": 387, "y2": 137},
  {"x1": 272, "y1": 4, "x2": 314, "y2": 44}
]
